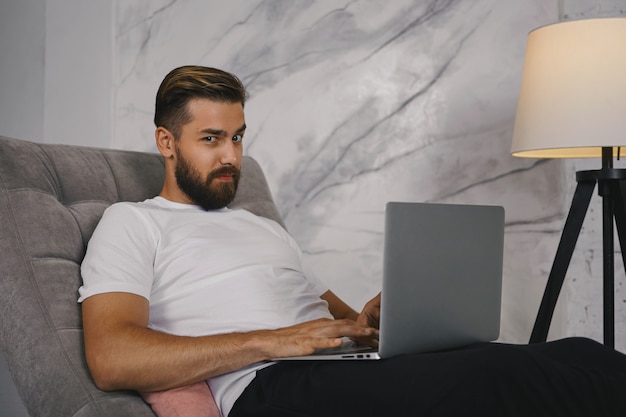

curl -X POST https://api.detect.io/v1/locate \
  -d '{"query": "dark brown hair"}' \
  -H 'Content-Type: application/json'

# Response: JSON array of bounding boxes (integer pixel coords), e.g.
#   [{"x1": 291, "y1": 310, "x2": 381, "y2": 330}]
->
[{"x1": 154, "y1": 65, "x2": 248, "y2": 138}]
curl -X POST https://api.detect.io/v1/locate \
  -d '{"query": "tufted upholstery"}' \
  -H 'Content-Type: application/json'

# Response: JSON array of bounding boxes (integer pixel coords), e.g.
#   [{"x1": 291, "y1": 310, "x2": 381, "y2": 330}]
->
[{"x1": 0, "y1": 136, "x2": 284, "y2": 416}]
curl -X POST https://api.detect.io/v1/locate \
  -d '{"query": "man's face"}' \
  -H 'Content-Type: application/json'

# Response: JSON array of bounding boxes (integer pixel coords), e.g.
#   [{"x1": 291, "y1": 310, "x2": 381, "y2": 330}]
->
[{"x1": 172, "y1": 99, "x2": 245, "y2": 210}]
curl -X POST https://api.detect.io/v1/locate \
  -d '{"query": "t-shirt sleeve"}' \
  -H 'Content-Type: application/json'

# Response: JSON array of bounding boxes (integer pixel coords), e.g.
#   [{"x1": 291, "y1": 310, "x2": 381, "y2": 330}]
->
[{"x1": 78, "y1": 203, "x2": 158, "y2": 302}]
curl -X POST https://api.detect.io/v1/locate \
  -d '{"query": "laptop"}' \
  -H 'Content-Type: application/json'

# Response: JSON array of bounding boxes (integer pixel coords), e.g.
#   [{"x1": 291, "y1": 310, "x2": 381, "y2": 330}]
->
[{"x1": 275, "y1": 202, "x2": 504, "y2": 360}]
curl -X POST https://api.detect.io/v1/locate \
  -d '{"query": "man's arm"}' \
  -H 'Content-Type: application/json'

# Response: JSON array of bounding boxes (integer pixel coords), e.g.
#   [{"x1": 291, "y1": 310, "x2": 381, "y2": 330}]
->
[
  {"x1": 356, "y1": 292, "x2": 381, "y2": 329},
  {"x1": 321, "y1": 290, "x2": 381, "y2": 347},
  {"x1": 321, "y1": 290, "x2": 359, "y2": 321},
  {"x1": 82, "y1": 292, "x2": 376, "y2": 392},
  {"x1": 321, "y1": 290, "x2": 381, "y2": 328}
]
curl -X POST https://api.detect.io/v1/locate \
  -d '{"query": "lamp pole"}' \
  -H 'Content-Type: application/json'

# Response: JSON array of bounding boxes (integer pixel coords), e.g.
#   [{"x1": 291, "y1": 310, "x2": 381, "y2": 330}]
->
[{"x1": 600, "y1": 147, "x2": 615, "y2": 348}]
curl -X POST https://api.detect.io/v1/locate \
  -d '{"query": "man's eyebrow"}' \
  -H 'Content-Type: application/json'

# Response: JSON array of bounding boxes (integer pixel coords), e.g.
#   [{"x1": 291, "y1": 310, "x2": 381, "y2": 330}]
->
[{"x1": 199, "y1": 123, "x2": 246, "y2": 136}]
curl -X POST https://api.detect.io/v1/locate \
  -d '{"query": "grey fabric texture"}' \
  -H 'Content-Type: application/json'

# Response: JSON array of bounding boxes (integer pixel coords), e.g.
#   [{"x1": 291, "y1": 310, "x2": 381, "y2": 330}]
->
[{"x1": 0, "y1": 136, "x2": 284, "y2": 416}]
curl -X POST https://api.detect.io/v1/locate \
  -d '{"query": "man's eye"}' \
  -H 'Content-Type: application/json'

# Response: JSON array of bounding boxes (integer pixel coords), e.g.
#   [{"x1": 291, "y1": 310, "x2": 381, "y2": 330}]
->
[
  {"x1": 232, "y1": 134, "x2": 243, "y2": 143},
  {"x1": 202, "y1": 136, "x2": 217, "y2": 143}
]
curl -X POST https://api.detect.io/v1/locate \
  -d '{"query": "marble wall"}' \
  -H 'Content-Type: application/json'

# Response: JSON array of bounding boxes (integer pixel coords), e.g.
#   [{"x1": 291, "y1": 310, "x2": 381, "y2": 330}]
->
[{"x1": 112, "y1": 0, "x2": 626, "y2": 348}]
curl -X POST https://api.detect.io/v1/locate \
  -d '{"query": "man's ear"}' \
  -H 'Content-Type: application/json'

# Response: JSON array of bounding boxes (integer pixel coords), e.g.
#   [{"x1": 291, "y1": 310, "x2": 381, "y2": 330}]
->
[{"x1": 155, "y1": 127, "x2": 175, "y2": 158}]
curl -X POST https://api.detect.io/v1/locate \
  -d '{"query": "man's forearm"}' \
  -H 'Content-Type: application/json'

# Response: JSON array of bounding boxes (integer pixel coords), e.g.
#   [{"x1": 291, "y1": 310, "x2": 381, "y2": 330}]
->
[
  {"x1": 82, "y1": 292, "x2": 377, "y2": 392},
  {"x1": 82, "y1": 292, "x2": 273, "y2": 392},
  {"x1": 86, "y1": 322, "x2": 272, "y2": 392},
  {"x1": 321, "y1": 290, "x2": 359, "y2": 321}
]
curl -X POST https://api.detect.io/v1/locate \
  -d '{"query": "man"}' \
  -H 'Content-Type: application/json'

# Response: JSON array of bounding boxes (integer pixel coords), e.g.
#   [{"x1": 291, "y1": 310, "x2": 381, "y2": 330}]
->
[{"x1": 80, "y1": 65, "x2": 626, "y2": 417}]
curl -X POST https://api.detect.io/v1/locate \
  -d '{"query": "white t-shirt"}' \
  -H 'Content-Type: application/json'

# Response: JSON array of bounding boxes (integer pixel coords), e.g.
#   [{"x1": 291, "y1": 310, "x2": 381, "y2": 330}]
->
[{"x1": 79, "y1": 197, "x2": 332, "y2": 415}]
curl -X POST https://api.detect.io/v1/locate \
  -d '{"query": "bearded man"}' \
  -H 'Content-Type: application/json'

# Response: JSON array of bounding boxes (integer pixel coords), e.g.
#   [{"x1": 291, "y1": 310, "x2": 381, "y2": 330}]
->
[{"x1": 79, "y1": 65, "x2": 626, "y2": 417}]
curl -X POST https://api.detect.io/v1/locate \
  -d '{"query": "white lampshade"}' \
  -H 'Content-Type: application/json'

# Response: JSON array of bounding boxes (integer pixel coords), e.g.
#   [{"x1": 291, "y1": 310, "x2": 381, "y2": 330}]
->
[{"x1": 512, "y1": 18, "x2": 626, "y2": 158}]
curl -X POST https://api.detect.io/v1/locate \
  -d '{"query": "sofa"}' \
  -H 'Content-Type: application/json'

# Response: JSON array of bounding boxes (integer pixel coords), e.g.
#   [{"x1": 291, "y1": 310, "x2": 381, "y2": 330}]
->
[{"x1": 0, "y1": 135, "x2": 284, "y2": 416}]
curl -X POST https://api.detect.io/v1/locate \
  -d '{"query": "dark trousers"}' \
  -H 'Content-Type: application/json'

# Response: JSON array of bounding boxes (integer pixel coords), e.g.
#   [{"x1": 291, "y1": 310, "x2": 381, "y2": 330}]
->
[{"x1": 230, "y1": 338, "x2": 626, "y2": 417}]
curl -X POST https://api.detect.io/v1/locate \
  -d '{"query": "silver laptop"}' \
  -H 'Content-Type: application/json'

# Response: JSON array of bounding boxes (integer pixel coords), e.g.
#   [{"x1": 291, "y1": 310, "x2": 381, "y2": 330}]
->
[{"x1": 275, "y1": 202, "x2": 504, "y2": 360}]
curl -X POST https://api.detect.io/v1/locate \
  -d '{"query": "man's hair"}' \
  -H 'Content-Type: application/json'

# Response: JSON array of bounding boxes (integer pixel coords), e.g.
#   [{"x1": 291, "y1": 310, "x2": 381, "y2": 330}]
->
[{"x1": 154, "y1": 65, "x2": 248, "y2": 138}]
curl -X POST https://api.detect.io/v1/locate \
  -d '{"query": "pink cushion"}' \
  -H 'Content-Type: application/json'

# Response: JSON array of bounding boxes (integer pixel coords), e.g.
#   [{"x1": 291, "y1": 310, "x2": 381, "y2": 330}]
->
[{"x1": 141, "y1": 381, "x2": 222, "y2": 417}]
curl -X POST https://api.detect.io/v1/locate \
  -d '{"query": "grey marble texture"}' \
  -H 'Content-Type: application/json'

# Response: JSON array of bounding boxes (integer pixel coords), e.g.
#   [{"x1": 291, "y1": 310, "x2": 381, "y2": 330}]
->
[{"x1": 112, "y1": 0, "x2": 626, "y2": 349}]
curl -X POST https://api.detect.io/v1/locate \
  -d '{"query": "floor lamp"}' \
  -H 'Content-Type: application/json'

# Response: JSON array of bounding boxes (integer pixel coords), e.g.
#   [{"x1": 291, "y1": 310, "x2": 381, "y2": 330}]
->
[{"x1": 511, "y1": 18, "x2": 626, "y2": 348}]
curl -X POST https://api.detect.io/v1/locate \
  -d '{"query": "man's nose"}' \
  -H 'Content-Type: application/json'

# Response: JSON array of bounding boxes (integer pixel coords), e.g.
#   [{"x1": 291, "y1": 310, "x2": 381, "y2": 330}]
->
[{"x1": 220, "y1": 141, "x2": 239, "y2": 165}]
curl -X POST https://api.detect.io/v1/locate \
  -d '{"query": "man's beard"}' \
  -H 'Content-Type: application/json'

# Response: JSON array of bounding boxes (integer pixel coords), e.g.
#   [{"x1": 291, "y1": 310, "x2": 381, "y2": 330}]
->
[{"x1": 174, "y1": 148, "x2": 240, "y2": 211}]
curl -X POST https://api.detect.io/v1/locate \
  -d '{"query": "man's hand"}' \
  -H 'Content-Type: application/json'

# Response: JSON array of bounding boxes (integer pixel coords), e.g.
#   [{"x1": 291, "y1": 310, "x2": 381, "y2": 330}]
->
[
  {"x1": 355, "y1": 292, "x2": 381, "y2": 346},
  {"x1": 256, "y1": 318, "x2": 378, "y2": 358},
  {"x1": 320, "y1": 290, "x2": 381, "y2": 348}
]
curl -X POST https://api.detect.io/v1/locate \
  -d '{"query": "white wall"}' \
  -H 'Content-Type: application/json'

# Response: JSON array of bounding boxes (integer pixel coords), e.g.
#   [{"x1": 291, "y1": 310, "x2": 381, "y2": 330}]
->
[
  {"x1": 0, "y1": 0, "x2": 45, "y2": 142},
  {"x1": 43, "y1": 0, "x2": 113, "y2": 147},
  {"x1": 0, "y1": 0, "x2": 112, "y2": 146}
]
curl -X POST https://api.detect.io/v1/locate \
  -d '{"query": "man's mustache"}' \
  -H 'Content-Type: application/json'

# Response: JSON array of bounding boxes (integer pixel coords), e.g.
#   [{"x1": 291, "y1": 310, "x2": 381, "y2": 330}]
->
[{"x1": 208, "y1": 166, "x2": 240, "y2": 182}]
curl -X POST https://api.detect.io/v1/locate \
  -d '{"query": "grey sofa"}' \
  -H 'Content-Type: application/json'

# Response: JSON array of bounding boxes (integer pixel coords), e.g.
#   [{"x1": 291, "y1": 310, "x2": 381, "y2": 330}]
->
[{"x1": 0, "y1": 135, "x2": 284, "y2": 416}]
